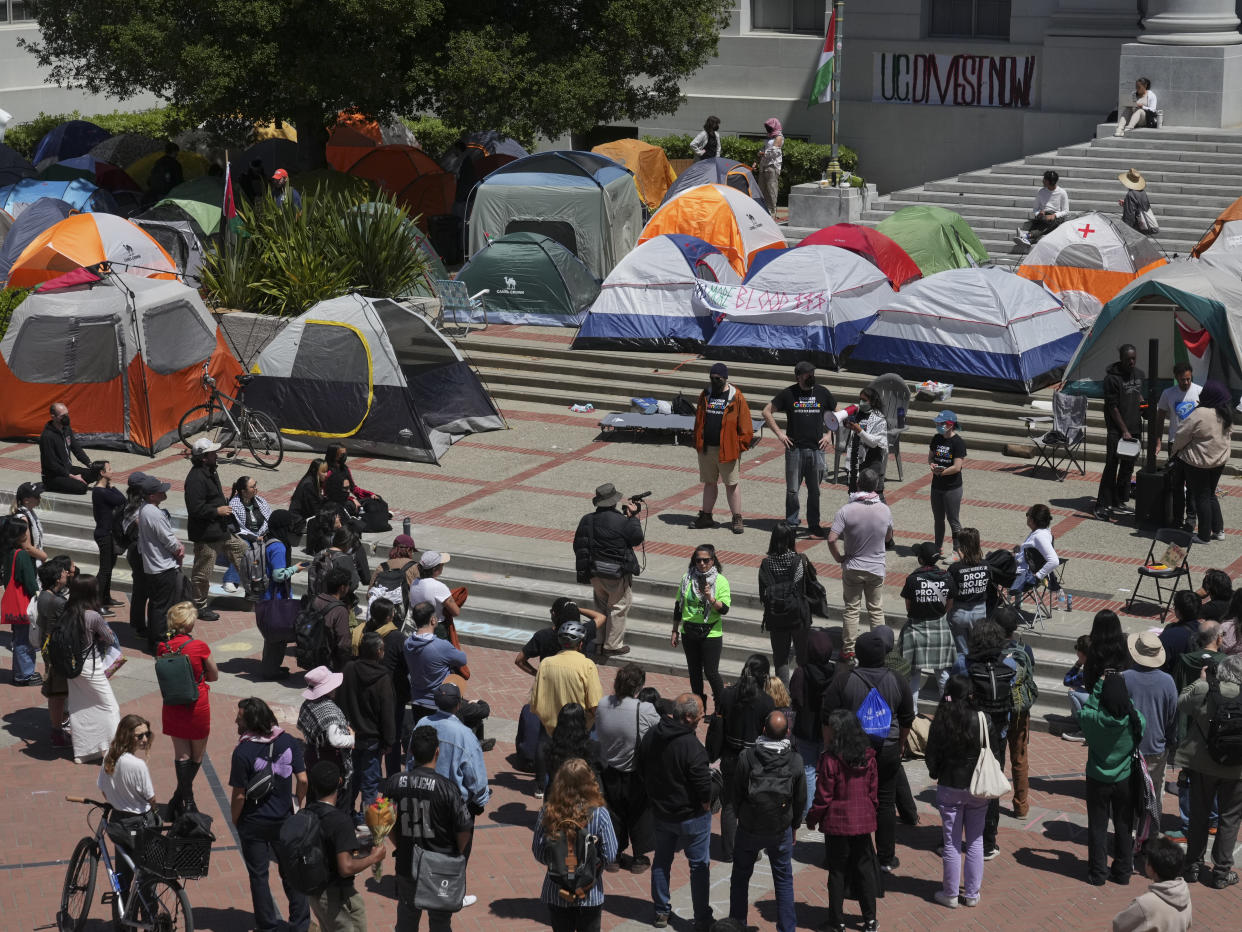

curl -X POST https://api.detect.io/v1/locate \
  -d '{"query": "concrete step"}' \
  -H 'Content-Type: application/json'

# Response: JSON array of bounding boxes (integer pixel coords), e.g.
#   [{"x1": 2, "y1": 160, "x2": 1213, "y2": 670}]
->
[
  {"x1": 1052, "y1": 145, "x2": 1242, "y2": 166},
  {"x1": 886, "y1": 189, "x2": 1225, "y2": 219}
]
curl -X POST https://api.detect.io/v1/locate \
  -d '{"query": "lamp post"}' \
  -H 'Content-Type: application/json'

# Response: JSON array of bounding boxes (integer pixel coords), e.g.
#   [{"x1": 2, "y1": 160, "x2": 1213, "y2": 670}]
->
[{"x1": 826, "y1": 0, "x2": 845, "y2": 186}]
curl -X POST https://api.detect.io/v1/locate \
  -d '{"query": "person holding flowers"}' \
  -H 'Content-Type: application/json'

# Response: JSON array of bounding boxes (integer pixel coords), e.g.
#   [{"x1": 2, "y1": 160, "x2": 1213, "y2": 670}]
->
[{"x1": 304, "y1": 760, "x2": 386, "y2": 932}]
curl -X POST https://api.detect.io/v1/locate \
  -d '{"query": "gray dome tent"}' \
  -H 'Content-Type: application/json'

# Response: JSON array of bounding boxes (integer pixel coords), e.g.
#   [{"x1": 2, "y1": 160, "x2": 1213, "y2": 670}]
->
[{"x1": 245, "y1": 294, "x2": 505, "y2": 462}]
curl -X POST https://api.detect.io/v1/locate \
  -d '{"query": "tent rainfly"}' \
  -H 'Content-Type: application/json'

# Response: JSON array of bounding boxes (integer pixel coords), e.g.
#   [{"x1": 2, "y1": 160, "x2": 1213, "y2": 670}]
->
[{"x1": 455, "y1": 232, "x2": 600, "y2": 327}]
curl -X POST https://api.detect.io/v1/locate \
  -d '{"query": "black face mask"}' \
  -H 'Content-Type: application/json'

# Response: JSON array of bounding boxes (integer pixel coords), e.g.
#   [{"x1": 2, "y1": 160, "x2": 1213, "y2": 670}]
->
[
  {"x1": 857, "y1": 403, "x2": 871, "y2": 417},
  {"x1": 801, "y1": 377, "x2": 815, "y2": 388},
  {"x1": 709, "y1": 378, "x2": 726, "y2": 393},
  {"x1": 60, "y1": 415, "x2": 71, "y2": 428}
]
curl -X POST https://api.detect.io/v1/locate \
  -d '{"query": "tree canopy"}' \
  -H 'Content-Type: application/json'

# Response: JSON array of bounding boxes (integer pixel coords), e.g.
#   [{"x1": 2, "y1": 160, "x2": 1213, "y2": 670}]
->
[{"x1": 24, "y1": 0, "x2": 732, "y2": 163}]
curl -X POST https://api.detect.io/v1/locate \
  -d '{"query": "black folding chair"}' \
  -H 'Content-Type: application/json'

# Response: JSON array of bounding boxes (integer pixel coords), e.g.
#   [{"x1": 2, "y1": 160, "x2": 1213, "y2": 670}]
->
[
  {"x1": 1008, "y1": 547, "x2": 1069, "y2": 630},
  {"x1": 1127, "y1": 529, "x2": 1194, "y2": 621},
  {"x1": 1019, "y1": 391, "x2": 1087, "y2": 481}
]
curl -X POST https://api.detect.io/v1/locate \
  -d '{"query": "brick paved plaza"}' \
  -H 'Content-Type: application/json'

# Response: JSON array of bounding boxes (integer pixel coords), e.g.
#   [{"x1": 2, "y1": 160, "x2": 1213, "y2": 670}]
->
[{"x1": 2, "y1": 381, "x2": 1241, "y2": 930}]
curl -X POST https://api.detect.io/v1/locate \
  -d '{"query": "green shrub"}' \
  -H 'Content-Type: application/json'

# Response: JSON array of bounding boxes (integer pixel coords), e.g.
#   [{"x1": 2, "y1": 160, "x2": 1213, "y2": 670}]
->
[
  {"x1": 0, "y1": 287, "x2": 30, "y2": 339},
  {"x1": 4, "y1": 106, "x2": 194, "y2": 159},
  {"x1": 642, "y1": 134, "x2": 861, "y2": 206},
  {"x1": 403, "y1": 117, "x2": 465, "y2": 162}
]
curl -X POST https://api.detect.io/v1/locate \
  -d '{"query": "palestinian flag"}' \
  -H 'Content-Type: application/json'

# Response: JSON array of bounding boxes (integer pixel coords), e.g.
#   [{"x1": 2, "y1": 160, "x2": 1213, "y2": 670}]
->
[
  {"x1": 809, "y1": 11, "x2": 836, "y2": 107},
  {"x1": 1174, "y1": 313, "x2": 1211, "y2": 385}
]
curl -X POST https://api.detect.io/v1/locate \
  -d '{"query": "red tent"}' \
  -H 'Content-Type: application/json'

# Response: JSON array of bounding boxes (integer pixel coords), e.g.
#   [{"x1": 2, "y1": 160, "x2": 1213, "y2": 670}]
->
[
  {"x1": 346, "y1": 145, "x2": 455, "y2": 224},
  {"x1": 799, "y1": 223, "x2": 922, "y2": 290}
]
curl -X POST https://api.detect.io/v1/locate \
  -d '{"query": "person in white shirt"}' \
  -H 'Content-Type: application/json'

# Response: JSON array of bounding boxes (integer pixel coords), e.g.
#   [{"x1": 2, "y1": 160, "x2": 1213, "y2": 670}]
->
[
  {"x1": 1115, "y1": 77, "x2": 1158, "y2": 136},
  {"x1": 690, "y1": 115, "x2": 721, "y2": 161},
  {"x1": 406, "y1": 550, "x2": 459, "y2": 625},
  {"x1": 1016, "y1": 170, "x2": 1070, "y2": 245},
  {"x1": 1011, "y1": 503, "x2": 1060, "y2": 594},
  {"x1": 98, "y1": 714, "x2": 159, "y2": 897},
  {"x1": 1155, "y1": 362, "x2": 1202, "y2": 529}
]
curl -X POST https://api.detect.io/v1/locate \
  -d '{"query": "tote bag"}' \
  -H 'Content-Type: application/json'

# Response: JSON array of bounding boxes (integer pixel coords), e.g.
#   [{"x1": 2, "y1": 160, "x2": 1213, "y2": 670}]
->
[
  {"x1": 410, "y1": 846, "x2": 467, "y2": 912},
  {"x1": 969, "y1": 712, "x2": 1012, "y2": 800}
]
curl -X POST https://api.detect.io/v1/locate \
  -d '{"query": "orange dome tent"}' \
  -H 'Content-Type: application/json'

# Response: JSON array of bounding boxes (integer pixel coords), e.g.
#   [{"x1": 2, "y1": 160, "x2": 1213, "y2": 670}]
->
[
  {"x1": 346, "y1": 145, "x2": 454, "y2": 223},
  {"x1": 639, "y1": 183, "x2": 785, "y2": 276},
  {"x1": 326, "y1": 125, "x2": 378, "y2": 172},
  {"x1": 592, "y1": 138, "x2": 678, "y2": 210},
  {"x1": 0, "y1": 276, "x2": 241, "y2": 454},
  {"x1": 336, "y1": 111, "x2": 383, "y2": 142},
  {"x1": 7, "y1": 213, "x2": 177, "y2": 288}
]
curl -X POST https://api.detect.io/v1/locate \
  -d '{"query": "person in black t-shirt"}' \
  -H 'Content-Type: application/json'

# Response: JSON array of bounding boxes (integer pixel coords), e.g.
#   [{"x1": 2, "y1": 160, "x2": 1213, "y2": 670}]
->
[
  {"x1": 514, "y1": 598, "x2": 605, "y2": 673},
  {"x1": 898, "y1": 543, "x2": 955, "y2": 699},
  {"x1": 305, "y1": 761, "x2": 386, "y2": 932},
  {"x1": 927, "y1": 410, "x2": 967, "y2": 555},
  {"x1": 762, "y1": 361, "x2": 837, "y2": 535},
  {"x1": 945, "y1": 527, "x2": 992, "y2": 657},
  {"x1": 385, "y1": 726, "x2": 475, "y2": 929}
]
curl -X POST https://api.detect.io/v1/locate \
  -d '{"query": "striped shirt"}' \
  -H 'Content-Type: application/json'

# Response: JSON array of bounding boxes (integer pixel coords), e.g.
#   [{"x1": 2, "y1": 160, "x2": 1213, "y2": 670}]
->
[{"x1": 532, "y1": 805, "x2": 617, "y2": 907}]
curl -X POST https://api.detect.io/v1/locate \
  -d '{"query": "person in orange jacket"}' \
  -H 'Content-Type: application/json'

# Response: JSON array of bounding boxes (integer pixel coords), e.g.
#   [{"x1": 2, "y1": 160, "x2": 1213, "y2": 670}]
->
[{"x1": 692, "y1": 363, "x2": 754, "y2": 535}]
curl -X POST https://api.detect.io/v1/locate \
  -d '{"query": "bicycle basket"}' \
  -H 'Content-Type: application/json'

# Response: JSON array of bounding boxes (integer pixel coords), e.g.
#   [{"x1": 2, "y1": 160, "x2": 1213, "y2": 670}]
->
[{"x1": 137, "y1": 824, "x2": 213, "y2": 879}]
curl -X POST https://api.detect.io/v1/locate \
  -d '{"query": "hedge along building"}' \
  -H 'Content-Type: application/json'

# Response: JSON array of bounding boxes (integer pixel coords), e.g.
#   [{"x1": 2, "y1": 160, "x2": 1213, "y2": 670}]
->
[{"x1": 628, "y1": 0, "x2": 1242, "y2": 193}]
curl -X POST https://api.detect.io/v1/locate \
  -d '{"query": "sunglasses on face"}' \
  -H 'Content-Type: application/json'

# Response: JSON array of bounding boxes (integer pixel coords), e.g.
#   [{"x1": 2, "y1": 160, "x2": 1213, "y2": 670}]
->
[
  {"x1": 134, "y1": 731, "x2": 151, "y2": 740},
  {"x1": 694, "y1": 557, "x2": 712, "y2": 564}
]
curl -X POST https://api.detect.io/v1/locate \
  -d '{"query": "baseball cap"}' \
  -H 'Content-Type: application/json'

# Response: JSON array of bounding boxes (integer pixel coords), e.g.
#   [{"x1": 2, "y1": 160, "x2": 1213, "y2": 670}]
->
[
  {"x1": 419, "y1": 550, "x2": 450, "y2": 569},
  {"x1": 433, "y1": 681, "x2": 462, "y2": 710},
  {"x1": 914, "y1": 542, "x2": 942, "y2": 565},
  {"x1": 934, "y1": 410, "x2": 958, "y2": 425},
  {"x1": 709, "y1": 362, "x2": 729, "y2": 379},
  {"x1": 794, "y1": 361, "x2": 815, "y2": 376},
  {"x1": 16, "y1": 481, "x2": 43, "y2": 500},
  {"x1": 126, "y1": 471, "x2": 149, "y2": 489},
  {"x1": 139, "y1": 475, "x2": 171, "y2": 495},
  {"x1": 192, "y1": 437, "x2": 221, "y2": 455},
  {"x1": 272, "y1": 168, "x2": 289, "y2": 182}
]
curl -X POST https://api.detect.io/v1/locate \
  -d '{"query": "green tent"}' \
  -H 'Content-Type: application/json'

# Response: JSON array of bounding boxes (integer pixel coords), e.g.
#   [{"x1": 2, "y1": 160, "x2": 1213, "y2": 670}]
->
[
  {"x1": 876, "y1": 205, "x2": 989, "y2": 277},
  {"x1": 150, "y1": 176, "x2": 231, "y2": 236},
  {"x1": 1062, "y1": 258, "x2": 1242, "y2": 399},
  {"x1": 456, "y1": 231, "x2": 600, "y2": 326}
]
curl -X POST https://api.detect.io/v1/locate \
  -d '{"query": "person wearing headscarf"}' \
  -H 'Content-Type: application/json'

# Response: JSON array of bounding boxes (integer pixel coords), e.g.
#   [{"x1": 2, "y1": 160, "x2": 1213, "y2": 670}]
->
[
  {"x1": 753, "y1": 117, "x2": 784, "y2": 214},
  {"x1": 1170, "y1": 379, "x2": 1233, "y2": 544}
]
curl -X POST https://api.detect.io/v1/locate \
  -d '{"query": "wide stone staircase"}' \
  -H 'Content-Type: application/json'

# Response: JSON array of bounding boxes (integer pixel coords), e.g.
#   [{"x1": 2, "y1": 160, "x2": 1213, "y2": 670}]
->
[{"x1": 787, "y1": 126, "x2": 1242, "y2": 265}]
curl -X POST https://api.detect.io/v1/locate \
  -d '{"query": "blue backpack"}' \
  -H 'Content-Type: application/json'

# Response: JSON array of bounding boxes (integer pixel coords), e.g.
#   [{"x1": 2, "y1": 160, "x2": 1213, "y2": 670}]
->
[{"x1": 852, "y1": 670, "x2": 894, "y2": 741}]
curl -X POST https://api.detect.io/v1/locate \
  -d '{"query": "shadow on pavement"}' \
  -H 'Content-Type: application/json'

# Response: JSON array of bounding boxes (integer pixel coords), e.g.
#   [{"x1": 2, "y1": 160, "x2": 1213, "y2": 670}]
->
[
  {"x1": 2, "y1": 706, "x2": 66, "y2": 761},
  {"x1": 1013, "y1": 842, "x2": 1086, "y2": 880},
  {"x1": 489, "y1": 895, "x2": 553, "y2": 923},
  {"x1": 188, "y1": 905, "x2": 264, "y2": 931},
  {"x1": 487, "y1": 800, "x2": 538, "y2": 829}
]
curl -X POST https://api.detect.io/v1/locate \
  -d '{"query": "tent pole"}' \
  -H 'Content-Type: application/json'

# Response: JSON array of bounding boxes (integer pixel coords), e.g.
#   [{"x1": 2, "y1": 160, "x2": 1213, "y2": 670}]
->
[{"x1": 827, "y1": 0, "x2": 845, "y2": 186}]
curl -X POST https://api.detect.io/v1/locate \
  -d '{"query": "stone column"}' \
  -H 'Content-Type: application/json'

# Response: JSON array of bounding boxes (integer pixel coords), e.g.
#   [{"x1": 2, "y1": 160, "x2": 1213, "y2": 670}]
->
[{"x1": 1139, "y1": 0, "x2": 1242, "y2": 44}]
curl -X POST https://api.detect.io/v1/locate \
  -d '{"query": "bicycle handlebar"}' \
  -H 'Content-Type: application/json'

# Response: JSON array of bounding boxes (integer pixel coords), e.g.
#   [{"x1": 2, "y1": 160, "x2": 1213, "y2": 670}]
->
[{"x1": 66, "y1": 796, "x2": 107, "y2": 807}]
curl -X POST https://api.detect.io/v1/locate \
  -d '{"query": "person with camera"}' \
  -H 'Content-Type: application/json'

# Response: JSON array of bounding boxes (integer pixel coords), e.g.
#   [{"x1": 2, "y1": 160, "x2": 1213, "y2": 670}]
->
[
  {"x1": 574, "y1": 483, "x2": 645, "y2": 656},
  {"x1": 39, "y1": 402, "x2": 102, "y2": 494}
]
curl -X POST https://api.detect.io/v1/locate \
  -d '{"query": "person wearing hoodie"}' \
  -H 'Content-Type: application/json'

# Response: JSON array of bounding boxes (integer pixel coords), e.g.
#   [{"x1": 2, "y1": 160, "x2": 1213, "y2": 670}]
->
[
  {"x1": 339, "y1": 632, "x2": 396, "y2": 823},
  {"x1": 821, "y1": 630, "x2": 914, "y2": 874},
  {"x1": 1080, "y1": 671, "x2": 1146, "y2": 885},
  {"x1": 691, "y1": 363, "x2": 753, "y2": 534},
  {"x1": 807, "y1": 709, "x2": 879, "y2": 932},
  {"x1": 789, "y1": 628, "x2": 836, "y2": 812},
  {"x1": 1161, "y1": 590, "x2": 1203, "y2": 679},
  {"x1": 716, "y1": 654, "x2": 776, "y2": 862},
  {"x1": 313, "y1": 568, "x2": 355, "y2": 673},
  {"x1": 1112, "y1": 834, "x2": 1193, "y2": 932},
  {"x1": 1174, "y1": 622, "x2": 1224, "y2": 693},
  {"x1": 1095, "y1": 344, "x2": 1146, "y2": 521},
  {"x1": 640, "y1": 693, "x2": 714, "y2": 930},
  {"x1": 405, "y1": 599, "x2": 469, "y2": 724},
  {"x1": 1176, "y1": 653, "x2": 1242, "y2": 890},
  {"x1": 727, "y1": 711, "x2": 805, "y2": 932}
]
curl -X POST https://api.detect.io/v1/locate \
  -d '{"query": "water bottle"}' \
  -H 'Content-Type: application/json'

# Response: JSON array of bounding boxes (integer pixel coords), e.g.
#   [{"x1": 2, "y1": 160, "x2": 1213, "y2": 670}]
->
[
  {"x1": 1066, "y1": 592, "x2": 1073, "y2": 613},
  {"x1": 402, "y1": 516, "x2": 411, "y2": 539}
]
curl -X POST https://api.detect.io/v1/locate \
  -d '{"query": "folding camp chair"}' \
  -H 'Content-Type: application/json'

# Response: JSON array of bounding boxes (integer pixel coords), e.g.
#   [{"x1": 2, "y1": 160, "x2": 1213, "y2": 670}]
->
[
  {"x1": 1019, "y1": 391, "x2": 1087, "y2": 481},
  {"x1": 1127, "y1": 529, "x2": 1194, "y2": 621},
  {"x1": 432, "y1": 280, "x2": 489, "y2": 336},
  {"x1": 1007, "y1": 548, "x2": 1069, "y2": 630}
]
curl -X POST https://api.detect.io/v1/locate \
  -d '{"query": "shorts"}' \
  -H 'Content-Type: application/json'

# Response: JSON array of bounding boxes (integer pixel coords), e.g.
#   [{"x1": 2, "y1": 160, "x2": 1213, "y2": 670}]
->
[{"x1": 698, "y1": 446, "x2": 740, "y2": 485}]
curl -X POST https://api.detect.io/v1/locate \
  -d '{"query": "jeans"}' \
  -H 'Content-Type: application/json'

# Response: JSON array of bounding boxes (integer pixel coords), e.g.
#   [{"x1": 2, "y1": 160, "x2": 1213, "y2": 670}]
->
[
  {"x1": 937, "y1": 784, "x2": 988, "y2": 899},
  {"x1": 729, "y1": 826, "x2": 795, "y2": 932},
  {"x1": 350, "y1": 745, "x2": 383, "y2": 819},
  {"x1": 9, "y1": 623, "x2": 36, "y2": 680},
  {"x1": 875, "y1": 742, "x2": 902, "y2": 863},
  {"x1": 1068, "y1": 689, "x2": 1089, "y2": 721},
  {"x1": 548, "y1": 905, "x2": 602, "y2": 932},
  {"x1": 794, "y1": 737, "x2": 821, "y2": 818},
  {"x1": 95, "y1": 536, "x2": 117, "y2": 603},
  {"x1": 395, "y1": 873, "x2": 452, "y2": 932},
  {"x1": 651, "y1": 811, "x2": 712, "y2": 922},
  {"x1": 1096, "y1": 432, "x2": 1137, "y2": 510},
  {"x1": 910, "y1": 666, "x2": 951, "y2": 700},
  {"x1": 769, "y1": 625, "x2": 808, "y2": 685},
  {"x1": 947, "y1": 602, "x2": 986, "y2": 658},
  {"x1": 784, "y1": 448, "x2": 824, "y2": 528},
  {"x1": 682, "y1": 636, "x2": 724, "y2": 711},
  {"x1": 223, "y1": 564, "x2": 241, "y2": 585},
  {"x1": 825, "y1": 833, "x2": 878, "y2": 926},
  {"x1": 929, "y1": 484, "x2": 963, "y2": 552},
  {"x1": 1183, "y1": 462, "x2": 1225, "y2": 541},
  {"x1": 841, "y1": 568, "x2": 884, "y2": 655},
  {"x1": 1186, "y1": 770, "x2": 1242, "y2": 873},
  {"x1": 238, "y1": 818, "x2": 311, "y2": 932},
  {"x1": 1085, "y1": 776, "x2": 1134, "y2": 881}
]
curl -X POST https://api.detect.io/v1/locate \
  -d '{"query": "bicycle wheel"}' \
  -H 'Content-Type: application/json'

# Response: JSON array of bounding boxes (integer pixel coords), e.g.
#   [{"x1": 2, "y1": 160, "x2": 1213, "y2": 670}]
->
[
  {"x1": 130, "y1": 877, "x2": 193, "y2": 932},
  {"x1": 241, "y1": 409, "x2": 284, "y2": 469},
  {"x1": 178, "y1": 403, "x2": 222, "y2": 448},
  {"x1": 59, "y1": 836, "x2": 99, "y2": 932}
]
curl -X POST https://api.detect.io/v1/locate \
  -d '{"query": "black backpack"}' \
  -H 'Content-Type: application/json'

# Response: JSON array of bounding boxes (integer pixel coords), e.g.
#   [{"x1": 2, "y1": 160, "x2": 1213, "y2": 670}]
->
[
  {"x1": 112, "y1": 502, "x2": 140, "y2": 550},
  {"x1": 360, "y1": 496, "x2": 391, "y2": 532},
  {"x1": 543, "y1": 819, "x2": 602, "y2": 903},
  {"x1": 1205, "y1": 680, "x2": 1242, "y2": 766},
  {"x1": 274, "y1": 806, "x2": 331, "y2": 895},
  {"x1": 294, "y1": 601, "x2": 333, "y2": 670},
  {"x1": 762, "y1": 558, "x2": 806, "y2": 632},
  {"x1": 46, "y1": 617, "x2": 90, "y2": 679},
  {"x1": 368, "y1": 561, "x2": 409, "y2": 621},
  {"x1": 739, "y1": 751, "x2": 796, "y2": 827},
  {"x1": 968, "y1": 657, "x2": 1015, "y2": 718},
  {"x1": 984, "y1": 549, "x2": 1018, "y2": 590}
]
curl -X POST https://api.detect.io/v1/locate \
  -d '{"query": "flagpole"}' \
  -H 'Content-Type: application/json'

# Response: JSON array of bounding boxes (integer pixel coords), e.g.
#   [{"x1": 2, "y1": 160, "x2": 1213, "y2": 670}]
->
[{"x1": 827, "y1": 0, "x2": 844, "y2": 185}]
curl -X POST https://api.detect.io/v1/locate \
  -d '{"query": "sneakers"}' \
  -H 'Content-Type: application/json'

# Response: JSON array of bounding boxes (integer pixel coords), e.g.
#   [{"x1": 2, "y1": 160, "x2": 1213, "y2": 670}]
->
[
  {"x1": 462, "y1": 894, "x2": 478, "y2": 908},
  {"x1": 933, "y1": 891, "x2": 959, "y2": 909},
  {"x1": 731, "y1": 514, "x2": 744, "y2": 535},
  {"x1": 479, "y1": 738, "x2": 496, "y2": 752},
  {"x1": 1113, "y1": 503, "x2": 1135, "y2": 516},
  {"x1": 14, "y1": 673, "x2": 43, "y2": 687},
  {"x1": 1061, "y1": 729, "x2": 1086, "y2": 743},
  {"x1": 629, "y1": 854, "x2": 651, "y2": 874},
  {"x1": 653, "y1": 913, "x2": 670, "y2": 929},
  {"x1": 222, "y1": 582, "x2": 240, "y2": 594},
  {"x1": 863, "y1": 922, "x2": 879, "y2": 932},
  {"x1": 962, "y1": 895, "x2": 980, "y2": 908},
  {"x1": 1014, "y1": 228, "x2": 1031, "y2": 246},
  {"x1": 197, "y1": 609, "x2": 220, "y2": 621},
  {"x1": 983, "y1": 846, "x2": 1000, "y2": 861},
  {"x1": 602, "y1": 646, "x2": 631, "y2": 656},
  {"x1": 691, "y1": 511, "x2": 714, "y2": 529},
  {"x1": 879, "y1": 856, "x2": 899, "y2": 873},
  {"x1": 1209, "y1": 869, "x2": 1239, "y2": 889},
  {"x1": 1093, "y1": 506, "x2": 1112, "y2": 521},
  {"x1": 1212, "y1": 531, "x2": 1225, "y2": 541},
  {"x1": 1164, "y1": 829, "x2": 1186, "y2": 842},
  {"x1": 534, "y1": 788, "x2": 545, "y2": 799}
]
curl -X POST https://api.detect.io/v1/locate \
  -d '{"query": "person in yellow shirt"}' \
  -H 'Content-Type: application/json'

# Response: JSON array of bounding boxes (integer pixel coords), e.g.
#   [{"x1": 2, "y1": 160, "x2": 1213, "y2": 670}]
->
[{"x1": 529, "y1": 621, "x2": 604, "y2": 797}]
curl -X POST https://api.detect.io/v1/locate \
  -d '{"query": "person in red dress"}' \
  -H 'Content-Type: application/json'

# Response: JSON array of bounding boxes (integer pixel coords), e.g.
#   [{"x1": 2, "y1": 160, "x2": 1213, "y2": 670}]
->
[{"x1": 158, "y1": 601, "x2": 218, "y2": 819}]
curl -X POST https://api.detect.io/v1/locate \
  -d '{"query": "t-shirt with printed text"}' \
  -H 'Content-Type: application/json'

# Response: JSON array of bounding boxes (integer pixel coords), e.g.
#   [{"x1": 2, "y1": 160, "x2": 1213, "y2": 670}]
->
[
  {"x1": 771, "y1": 383, "x2": 837, "y2": 449},
  {"x1": 901, "y1": 565, "x2": 950, "y2": 620}
]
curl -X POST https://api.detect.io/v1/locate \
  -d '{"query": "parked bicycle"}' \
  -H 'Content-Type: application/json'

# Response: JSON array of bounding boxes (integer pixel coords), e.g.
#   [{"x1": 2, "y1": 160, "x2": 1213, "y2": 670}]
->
[
  {"x1": 59, "y1": 795, "x2": 203, "y2": 932},
  {"x1": 178, "y1": 362, "x2": 283, "y2": 468}
]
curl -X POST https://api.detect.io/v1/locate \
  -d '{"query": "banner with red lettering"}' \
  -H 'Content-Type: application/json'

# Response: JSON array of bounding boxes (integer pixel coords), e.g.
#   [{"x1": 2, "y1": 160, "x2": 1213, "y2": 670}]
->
[
  {"x1": 693, "y1": 280, "x2": 829, "y2": 323},
  {"x1": 873, "y1": 51, "x2": 1035, "y2": 108}
]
